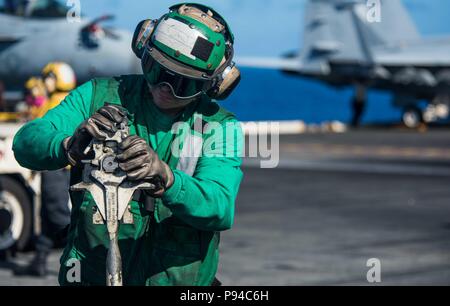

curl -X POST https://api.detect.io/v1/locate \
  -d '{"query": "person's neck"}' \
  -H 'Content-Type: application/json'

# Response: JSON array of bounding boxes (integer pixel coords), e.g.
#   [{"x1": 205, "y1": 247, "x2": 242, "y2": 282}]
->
[{"x1": 158, "y1": 106, "x2": 185, "y2": 117}]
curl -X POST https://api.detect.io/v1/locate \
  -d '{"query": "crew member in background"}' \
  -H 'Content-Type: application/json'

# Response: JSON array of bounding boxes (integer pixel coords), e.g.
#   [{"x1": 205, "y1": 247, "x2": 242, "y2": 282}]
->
[
  {"x1": 23, "y1": 76, "x2": 48, "y2": 121},
  {"x1": 14, "y1": 62, "x2": 76, "y2": 277}
]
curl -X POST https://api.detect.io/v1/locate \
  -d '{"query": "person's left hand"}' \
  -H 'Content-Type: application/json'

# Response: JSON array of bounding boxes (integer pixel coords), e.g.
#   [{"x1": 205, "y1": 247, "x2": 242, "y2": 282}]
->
[{"x1": 117, "y1": 135, "x2": 174, "y2": 197}]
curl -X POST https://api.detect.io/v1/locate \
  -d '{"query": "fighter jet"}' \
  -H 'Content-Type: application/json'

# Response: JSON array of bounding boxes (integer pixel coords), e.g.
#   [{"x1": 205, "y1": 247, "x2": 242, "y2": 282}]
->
[
  {"x1": 0, "y1": 0, "x2": 140, "y2": 103},
  {"x1": 237, "y1": 0, "x2": 450, "y2": 128}
]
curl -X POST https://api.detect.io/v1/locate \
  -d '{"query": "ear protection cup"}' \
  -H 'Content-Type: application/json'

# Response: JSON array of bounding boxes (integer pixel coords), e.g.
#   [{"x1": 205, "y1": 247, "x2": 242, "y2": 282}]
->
[
  {"x1": 215, "y1": 66, "x2": 241, "y2": 100},
  {"x1": 208, "y1": 65, "x2": 241, "y2": 100},
  {"x1": 132, "y1": 19, "x2": 157, "y2": 59}
]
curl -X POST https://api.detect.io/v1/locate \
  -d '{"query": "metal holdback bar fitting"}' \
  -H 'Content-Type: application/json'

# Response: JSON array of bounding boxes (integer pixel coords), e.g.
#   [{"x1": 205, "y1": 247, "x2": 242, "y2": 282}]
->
[{"x1": 71, "y1": 117, "x2": 155, "y2": 286}]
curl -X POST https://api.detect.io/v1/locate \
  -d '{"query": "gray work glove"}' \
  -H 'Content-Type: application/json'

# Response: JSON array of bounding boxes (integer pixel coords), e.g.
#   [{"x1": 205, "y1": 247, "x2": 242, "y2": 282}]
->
[
  {"x1": 117, "y1": 135, "x2": 174, "y2": 197},
  {"x1": 63, "y1": 104, "x2": 127, "y2": 166}
]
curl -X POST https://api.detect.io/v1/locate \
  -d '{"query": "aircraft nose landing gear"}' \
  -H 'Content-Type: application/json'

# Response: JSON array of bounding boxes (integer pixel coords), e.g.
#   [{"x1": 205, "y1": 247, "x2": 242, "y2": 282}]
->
[
  {"x1": 351, "y1": 83, "x2": 367, "y2": 128},
  {"x1": 402, "y1": 106, "x2": 423, "y2": 129}
]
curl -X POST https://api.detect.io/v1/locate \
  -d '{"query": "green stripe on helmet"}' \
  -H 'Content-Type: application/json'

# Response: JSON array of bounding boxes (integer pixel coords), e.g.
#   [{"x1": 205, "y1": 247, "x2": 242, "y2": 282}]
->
[{"x1": 152, "y1": 12, "x2": 226, "y2": 71}]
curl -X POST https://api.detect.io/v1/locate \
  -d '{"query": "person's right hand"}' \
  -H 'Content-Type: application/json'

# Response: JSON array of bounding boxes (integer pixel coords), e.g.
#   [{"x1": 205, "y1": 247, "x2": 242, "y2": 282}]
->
[{"x1": 63, "y1": 104, "x2": 127, "y2": 166}]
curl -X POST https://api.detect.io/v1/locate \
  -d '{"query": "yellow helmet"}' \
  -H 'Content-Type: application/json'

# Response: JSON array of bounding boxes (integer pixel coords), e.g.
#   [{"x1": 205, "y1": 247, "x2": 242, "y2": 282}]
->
[
  {"x1": 42, "y1": 62, "x2": 76, "y2": 92},
  {"x1": 24, "y1": 77, "x2": 48, "y2": 107},
  {"x1": 25, "y1": 77, "x2": 47, "y2": 96}
]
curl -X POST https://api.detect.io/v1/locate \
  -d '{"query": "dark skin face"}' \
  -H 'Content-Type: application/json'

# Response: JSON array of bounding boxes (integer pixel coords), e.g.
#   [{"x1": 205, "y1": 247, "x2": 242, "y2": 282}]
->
[{"x1": 149, "y1": 84, "x2": 197, "y2": 116}]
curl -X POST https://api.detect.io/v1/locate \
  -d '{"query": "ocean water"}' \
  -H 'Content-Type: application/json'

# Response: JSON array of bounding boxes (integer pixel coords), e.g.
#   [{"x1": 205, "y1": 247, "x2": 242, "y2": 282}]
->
[{"x1": 225, "y1": 68, "x2": 403, "y2": 124}]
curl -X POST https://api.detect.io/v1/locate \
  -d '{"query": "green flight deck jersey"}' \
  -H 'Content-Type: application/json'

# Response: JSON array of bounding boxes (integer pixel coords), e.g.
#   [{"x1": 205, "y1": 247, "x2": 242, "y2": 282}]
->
[{"x1": 12, "y1": 75, "x2": 243, "y2": 286}]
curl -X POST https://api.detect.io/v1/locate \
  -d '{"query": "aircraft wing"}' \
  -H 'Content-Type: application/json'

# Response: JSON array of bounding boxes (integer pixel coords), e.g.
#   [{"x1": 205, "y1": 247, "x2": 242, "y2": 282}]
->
[
  {"x1": 0, "y1": 34, "x2": 22, "y2": 53},
  {"x1": 0, "y1": 32, "x2": 23, "y2": 41},
  {"x1": 235, "y1": 57, "x2": 302, "y2": 71},
  {"x1": 373, "y1": 36, "x2": 450, "y2": 67}
]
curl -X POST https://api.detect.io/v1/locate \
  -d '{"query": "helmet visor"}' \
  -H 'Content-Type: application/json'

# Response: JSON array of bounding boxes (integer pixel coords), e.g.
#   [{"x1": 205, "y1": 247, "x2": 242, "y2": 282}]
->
[{"x1": 142, "y1": 49, "x2": 208, "y2": 100}]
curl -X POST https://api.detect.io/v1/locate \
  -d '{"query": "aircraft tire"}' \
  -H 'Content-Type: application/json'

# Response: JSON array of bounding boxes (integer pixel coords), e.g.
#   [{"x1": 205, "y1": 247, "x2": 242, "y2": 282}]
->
[
  {"x1": 0, "y1": 176, "x2": 32, "y2": 252},
  {"x1": 402, "y1": 106, "x2": 423, "y2": 129},
  {"x1": 436, "y1": 70, "x2": 450, "y2": 86},
  {"x1": 436, "y1": 70, "x2": 450, "y2": 104}
]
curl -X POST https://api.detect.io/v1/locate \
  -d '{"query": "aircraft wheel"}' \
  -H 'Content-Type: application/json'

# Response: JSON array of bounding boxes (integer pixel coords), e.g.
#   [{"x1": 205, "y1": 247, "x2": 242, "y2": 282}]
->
[
  {"x1": 436, "y1": 70, "x2": 450, "y2": 86},
  {"x1": 0, "y1": 176, "x2": 32, "y2": 252},
  {"x1": 402, "y1": 107, "x2": 423, "y2": 129}
]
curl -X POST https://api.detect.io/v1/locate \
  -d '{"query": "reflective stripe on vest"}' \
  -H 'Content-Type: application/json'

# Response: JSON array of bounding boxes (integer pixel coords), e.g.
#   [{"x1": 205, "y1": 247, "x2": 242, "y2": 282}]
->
[
  {"x1": 175, "y1": 115, "x2": 205, "y2": 177},
  {"x1": 176, "y1": 133, "x2": 203, "y2": 177}
]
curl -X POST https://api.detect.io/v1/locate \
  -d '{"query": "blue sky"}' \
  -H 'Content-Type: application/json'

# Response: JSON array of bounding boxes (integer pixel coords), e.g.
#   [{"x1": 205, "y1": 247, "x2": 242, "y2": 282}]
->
[{"x1": 80, "y1": 0, "x2": 450, "y2": 57}]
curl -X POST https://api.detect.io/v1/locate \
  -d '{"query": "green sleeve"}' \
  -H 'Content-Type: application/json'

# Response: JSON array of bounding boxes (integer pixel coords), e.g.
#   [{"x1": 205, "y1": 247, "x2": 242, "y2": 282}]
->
[
  {"x1": 162, "y1": 119, "x2": 244, "y2": 232},
  {"x1": 12, "y1": 81, "x2": 93, "y2": 171}
]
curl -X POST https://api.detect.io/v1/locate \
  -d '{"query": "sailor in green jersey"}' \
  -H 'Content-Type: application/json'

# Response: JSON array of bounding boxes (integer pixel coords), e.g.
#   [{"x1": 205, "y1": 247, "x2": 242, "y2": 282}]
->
[{"x1": 12, "y1": 3, "x2": 243, "y2": 286}]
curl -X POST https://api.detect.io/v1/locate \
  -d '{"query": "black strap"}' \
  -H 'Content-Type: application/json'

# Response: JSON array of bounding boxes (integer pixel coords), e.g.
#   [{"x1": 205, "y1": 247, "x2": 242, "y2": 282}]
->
[
  {"x1": 132, "y1": 190, "x2": 156, "y2": 213},
  {"x1": 211, "y1": 277, "x2": 222, "y2": 286}
]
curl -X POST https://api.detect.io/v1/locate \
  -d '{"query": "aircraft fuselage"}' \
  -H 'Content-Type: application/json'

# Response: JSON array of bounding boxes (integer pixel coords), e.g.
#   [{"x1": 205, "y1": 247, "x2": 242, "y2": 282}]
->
[{"x1": 0, "y1": 13, "x2": 140, "y2": 91}]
